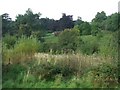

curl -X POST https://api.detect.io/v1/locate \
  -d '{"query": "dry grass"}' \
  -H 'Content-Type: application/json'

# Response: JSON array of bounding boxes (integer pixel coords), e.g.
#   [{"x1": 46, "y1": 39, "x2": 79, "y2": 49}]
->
[
  {"x1": 34, "y1": 53, "x2": 113, "y2": 65},
  {"x1": 34, "y1": 53, "x2": 113, "y2": 75}
]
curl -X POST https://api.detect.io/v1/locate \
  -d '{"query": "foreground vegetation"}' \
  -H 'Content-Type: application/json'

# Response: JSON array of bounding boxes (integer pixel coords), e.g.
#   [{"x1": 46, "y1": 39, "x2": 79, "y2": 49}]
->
[
  {"x1": 1, "y1": 9, "x2": 119, "y2": 88},
  {"x1": 3, "y1": 53, "x2": 118, "y2": 88},
  {"x1": 2, "y1": 31, "x2": 119, "y2": 88}
]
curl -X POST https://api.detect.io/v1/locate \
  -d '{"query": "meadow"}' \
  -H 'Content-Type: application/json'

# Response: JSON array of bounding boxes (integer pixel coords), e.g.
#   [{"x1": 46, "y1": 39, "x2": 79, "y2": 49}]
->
[
  {"x1": 2, "y1": 32, "x2": 119, "y2": 88},
  {"x1": 1, "y1": 10, "x2": 119, "y2": 88}
]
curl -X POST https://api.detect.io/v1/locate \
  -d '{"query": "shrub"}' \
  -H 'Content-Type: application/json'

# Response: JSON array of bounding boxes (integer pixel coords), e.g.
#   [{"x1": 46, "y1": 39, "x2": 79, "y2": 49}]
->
[
  {"x1": 91, "y1": 63, "x2": 118, "y2": 88},
  {"x1": 14, "y1": 35, "x2": 40, "y2": 54},
  {"x1": 58, "y1": 28, "x2": 80, "y2": 52},
  {"x1": 99, "y1": 33, "x2": 117, "y2": 57},
  {"x1": 39, "y1": 42, "x2": 61, "y2": 54},
  {"x1": 2, "y1": 35, "x2": 41, "y2": 64},
  {"x1": 80, "y1": 35, "x2": 99, "y2": 55},
  {"x1": 3, "y1": 34, "x2": 17, "y2": 49},
  {"x1": 2, "y1": 64, "x2": 27, "y2": 82}
]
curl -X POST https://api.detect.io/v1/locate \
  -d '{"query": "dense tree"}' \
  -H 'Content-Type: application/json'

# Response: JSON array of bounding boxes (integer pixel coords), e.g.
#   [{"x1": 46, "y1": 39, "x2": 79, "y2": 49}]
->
[
  {"x1": 91, "y1": 22, "x2": 100, "y2": 36},
  {"x1": 104, "y1": 13, "x2": 118, "y2": 32},
  {"x1": 59, "y1": 13, "x2": 74, "y2": 31},
  {"x1": 91, "y1": 11, "x2": 107, "y2": 35},
  {"x1": 74, "y1": 16, "x2": 83, "y2": 25},
  {"x1": 74, "y1": 17, "x2": 91, "y2": 35},
  {"x1": 79, "y1": 22, "x2": 91, "y2": 35},
  {"x1": 2, "y1": 9, "x2": 119, "y2": 38},
  {"x1": 58, "y1": 28, "x2": 80, "y2": 52},
  {"x1": 15, "y1": 8, "x2": 42, "y2": 36},
  {"x1": 2, "y1": 13, "x2": 15, "y2": 36},
  {"x1": 92, "y1": 11, "x2": 107, "y2": 23},
  {"x1": 39, "y1": 18, "x2": 56, "y2": 32},
  {"x1": 92, "y1": 11, "x2": 107, "y2": 29}
]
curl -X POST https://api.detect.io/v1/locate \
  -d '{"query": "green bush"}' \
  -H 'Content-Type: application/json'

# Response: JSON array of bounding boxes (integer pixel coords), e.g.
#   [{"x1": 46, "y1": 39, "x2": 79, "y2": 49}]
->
[
  {"x1": 29, "y1": 59, "x2": 75, "y2": 80},
  {"x1": 14, "y1": 35, "x2": 40, "y2": 54},
  {"x1": 80, "y1": 35, "x2": 99, "y2": 55},
  {"x1": 2, "y1": 64, "x2": 27, "y2": 83},
  {"x1": 58, "y1": 28, "x2": 80, "y2": 52},
  {"x1": 91, "y1": 63, "x2": 118, "y2": 88},
  {"x1": 2, "y1": 35, "x2": 41, "y2": 64},
  {"x1": 99, "y1": 33, "x2": 117, "y2": 57},
  {"x1": 3, "y1": 34, "x2": 17, "y2": 49}
]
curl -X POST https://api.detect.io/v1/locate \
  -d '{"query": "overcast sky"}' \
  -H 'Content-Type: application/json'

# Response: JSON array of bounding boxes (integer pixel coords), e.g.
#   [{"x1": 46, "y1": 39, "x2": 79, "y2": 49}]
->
[{"x1": 0, "y1": 0, "x2": 119, "y2": 22}]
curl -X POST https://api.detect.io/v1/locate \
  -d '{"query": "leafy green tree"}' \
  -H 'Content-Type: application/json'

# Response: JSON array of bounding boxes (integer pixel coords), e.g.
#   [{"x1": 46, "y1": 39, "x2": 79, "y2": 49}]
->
[
  {"x1": 39, "y1": 18, "x2": 56, "y2": 32},
  {"x1": 74, "y1": 17, "x2": 91, "y2": 35},
  {"x1": 15, "y1": 8, "x2": 41, "y2": 36},
  {"x1": 59, "y1": 13, "x2": 74, "y2": 31},
  {"x1": 3, "y1": 34, "x2": 17, "y2": 49},
  {"x1": 92, "y1": 11, "x2": 107, "y2": 28},
  {"x1": 91, "y1": 22, "x2": 100, "y2": 36},
  {"x1": 58, "y1": 28, "x2": 80, "y2": 52},
  {"x1": 92, "y1": 11, "x2": 107, "y2": 23},
  {"x1": 79, "y1": 22, "x2": 91, "y2": 35},
  {"x1": 91, "y1": 11, "x2": 107, "y2": 35},
  {"x1": 2, "y1": 13, "x2": 15, "y2": 36},
  {"x1": 104, "y1": 13, "x2": 118, "y2": 32},
  {"x1": 74, "y1": 16, "x2": 83, "y2": 26}
]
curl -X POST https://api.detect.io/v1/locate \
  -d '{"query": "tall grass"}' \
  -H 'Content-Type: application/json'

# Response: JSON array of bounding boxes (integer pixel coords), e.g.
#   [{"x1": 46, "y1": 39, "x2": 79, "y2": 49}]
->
[
  {"x1": 33, "y1": 53, "x2": 114, "y2": 78},
  {"x1": 2, "y1": 33, "x2": 118, "y2": 88},
  {"x1": 3, "y1": 52, "x2": 118, "y2": 88},
  {"x1": 3, "y1": 35, "x2": 40, "y2": 64}
]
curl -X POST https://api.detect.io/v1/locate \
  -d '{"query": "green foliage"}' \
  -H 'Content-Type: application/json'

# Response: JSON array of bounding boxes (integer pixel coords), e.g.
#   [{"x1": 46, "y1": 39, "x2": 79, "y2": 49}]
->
[
  {"x1": 2, "y1": 13, "x2": 14, "y2": 35},
  {"x1": 18, "y1": 24, "x2": 31, "y2": 36},
  {"x1": 38, "y1": 33, "x2": 60, "y2": 54},
  {"x1": 91, "y1": 63, "x2": 118, "y2": 88},
  {"x1": 75, "y1": 20, "x2": 91, "y2": 35},
  {"x1": 39, "y1": 42, "x2": 60, "y2": 54},
  {"x1": 59, "y1": 13, "x2": 74, "y2": 30},
  {"x1": 58, "y1": 28, "x2": 80, "y2": 52},
  {"x1": 16, "y1": 8, "x2": 42, "y2": 37},
  {"x1": 92, "y1": 11, "x2": 107, "y2": 23},
  {"x1": 91, "y1": 12, "x2": 119, "y2": 33},
  {"x1": 44, "y1": 33, "x2": 58, "y2": 43},
  {"x1": 91, "y1": 22, "x2": 100, "y2": 36},
  {"x1": 29, "y1": 57, "x2": 77, "y2": 80},
  {"x1": 92, "y1": 11, "x2": 107, "y2": 31},
  {"x1": 80, "y1": 32, "x2": 117, "y2": 57},
  {"x1": 80, "y1": 35, "x2": 99, "y2": 55},
  {"x1": 14, "y1": 35, "x2": 40, "y2": 54},
  {"x1": 79, "y1": 22, "x2": 91, "y2": 35},
  {"x1": 3, "y1": 34, "x2": 17, "y2": 49},
  {"x1": 104, "y1": 13, "x2": 118, "y2": 32},
  {"x1": 99, "y1": 33, "x2": 117, "y2": 57},
  {"x1": 3, "y1": 54, "x2": 118, "y2": 88},
  {"x1": 32, "y1": 31, "x2": 46, "y2": 42},
  {"x1": 2, "y1": 10, "x2": 119, "y2": 88},
  {"x1": 2, "y1": 64, "x2": 27, "y2": 83},
  {"x1": 3, "y1": 36, "x2": 40, "y2": 64}
]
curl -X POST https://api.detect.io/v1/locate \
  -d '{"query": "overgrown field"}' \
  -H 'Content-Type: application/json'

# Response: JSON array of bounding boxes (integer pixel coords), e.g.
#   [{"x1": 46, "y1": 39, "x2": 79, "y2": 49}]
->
[
  {"x1": 2, "y1": 32, "x2": 119, "y2": 88},
  {"x1": 1, "y1": 10, "x2": 119, "y2": 88},
  {"x1": 2, "y1": 52, "x2": 118, "y2": 88}
]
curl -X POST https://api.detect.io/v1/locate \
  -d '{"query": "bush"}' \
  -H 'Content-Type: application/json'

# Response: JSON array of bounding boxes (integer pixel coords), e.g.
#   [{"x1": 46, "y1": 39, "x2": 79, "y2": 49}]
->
[
  {"x1": 58, "y1": 28, "x2": 80, "y2": 52},
  {"x1": 80, "y1": 35, "x2": 99, "y2": 55},
  {"x1": 91, "y1": 63, "x2": 118, "y2": 88},
  {"x1": 3, "y1": 35, "x2": 41, "y2": 64},
  {"x1": 2, "y1": 64, "x2": 27, "y2": 83},
  {"x1": 3, "y1": 34, "x2": 17, "y2": 49},
  {"x1": 14, "y1": 35, "x2": 40, "y2": 54},
  {"x1": 39, "y1": 42, "x2": 62, "y2": 54},
  {"x1": 99, "y1": 33, "x2": 117, "y2": 57}
]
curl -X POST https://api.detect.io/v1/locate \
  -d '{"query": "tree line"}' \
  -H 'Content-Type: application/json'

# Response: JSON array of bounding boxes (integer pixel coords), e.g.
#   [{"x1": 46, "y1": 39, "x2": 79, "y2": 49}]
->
[{"x1": 1, "y1": 8, "x2": 119, "y2": 38}]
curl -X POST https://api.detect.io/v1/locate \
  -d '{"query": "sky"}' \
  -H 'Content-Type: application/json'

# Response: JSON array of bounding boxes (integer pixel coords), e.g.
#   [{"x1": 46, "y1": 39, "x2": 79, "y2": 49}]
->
[{"x1": 0, "y1": 0, "x2": 119, "y2": 22}]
